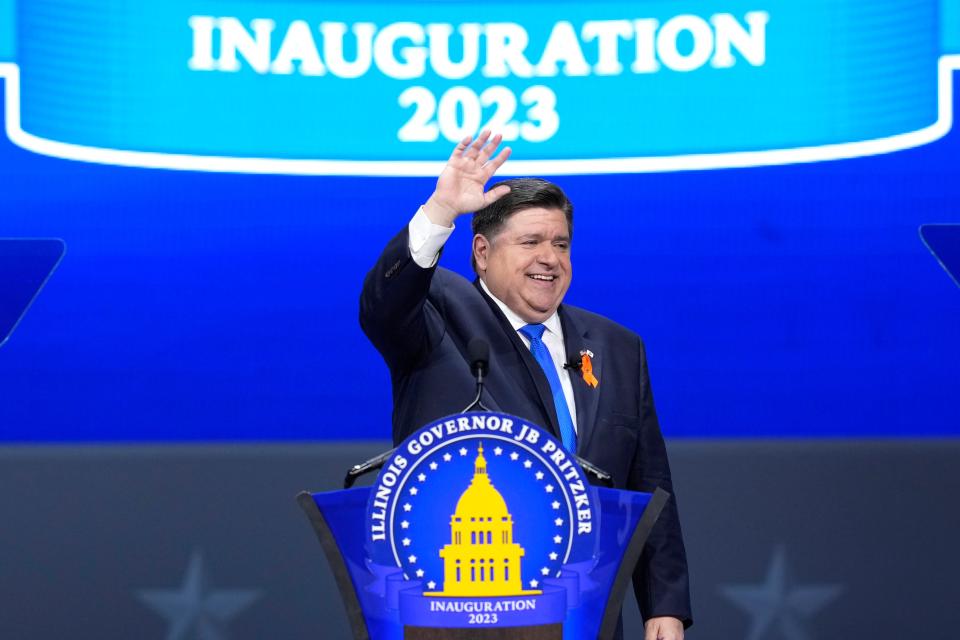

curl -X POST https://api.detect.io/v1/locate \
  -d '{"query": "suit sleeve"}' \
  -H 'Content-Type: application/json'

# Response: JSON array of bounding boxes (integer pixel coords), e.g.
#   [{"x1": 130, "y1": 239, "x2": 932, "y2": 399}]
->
[
  {"x1": 628, "y1": 337, "x2": 693, "y2": 628},
  {"x1": 359, "y1": 226, "x2": 446, "y2": 376}
]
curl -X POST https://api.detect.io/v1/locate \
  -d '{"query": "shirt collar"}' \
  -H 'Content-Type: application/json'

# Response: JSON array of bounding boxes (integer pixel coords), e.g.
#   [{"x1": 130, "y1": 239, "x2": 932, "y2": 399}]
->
[{"x1": 479, "y1": 278, "x2": 563, "y2": 338}]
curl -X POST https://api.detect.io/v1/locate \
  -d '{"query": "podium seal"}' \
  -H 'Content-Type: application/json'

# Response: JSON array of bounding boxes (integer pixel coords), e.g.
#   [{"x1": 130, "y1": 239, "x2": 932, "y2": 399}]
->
[
  {"x1": 365, "y1": 412, "x2": 598, "y2": 629},
  {"x1": 300, "y1": 411, "x2": 663, "y2": 639}
]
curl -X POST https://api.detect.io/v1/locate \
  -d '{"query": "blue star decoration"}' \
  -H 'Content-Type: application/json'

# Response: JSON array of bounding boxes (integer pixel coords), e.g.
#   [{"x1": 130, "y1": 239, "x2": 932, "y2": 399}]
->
[
  {"x1": 136, "y1": 549, "x2": 262, "y2": 640},
  {"x1": 395, "y1": 437, "x2": 570, "y2": 589},
  {"x1": 719, "y1": 545, "x2": 843, "y2": 640}
]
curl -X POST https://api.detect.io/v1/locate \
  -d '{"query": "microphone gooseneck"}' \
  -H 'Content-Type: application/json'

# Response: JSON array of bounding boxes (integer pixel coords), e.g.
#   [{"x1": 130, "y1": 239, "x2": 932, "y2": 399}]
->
[
  {"x1": 462, "y1": 338, "x2": 492, "y2": 412},
  {"x1": 347, "y1": 338, "x2": 494, "y2": 488}
]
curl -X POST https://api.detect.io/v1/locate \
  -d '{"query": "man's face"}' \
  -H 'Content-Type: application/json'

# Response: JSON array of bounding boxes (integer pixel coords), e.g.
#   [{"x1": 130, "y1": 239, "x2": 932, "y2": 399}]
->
[{"x1": 474, "y1": 207, "x2": 572, "y2": 324}]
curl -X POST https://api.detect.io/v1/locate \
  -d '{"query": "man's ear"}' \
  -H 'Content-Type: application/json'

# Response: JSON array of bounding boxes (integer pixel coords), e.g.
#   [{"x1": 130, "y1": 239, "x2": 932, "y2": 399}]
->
[{"x1": 473, "y1": 234, "x2": 491, "y2": 272}]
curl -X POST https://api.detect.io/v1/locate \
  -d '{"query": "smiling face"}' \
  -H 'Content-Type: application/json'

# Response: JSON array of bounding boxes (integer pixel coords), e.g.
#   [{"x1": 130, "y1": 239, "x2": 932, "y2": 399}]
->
[{"x1": 474, "y1": 207, "x2": 572, "y2": 324}]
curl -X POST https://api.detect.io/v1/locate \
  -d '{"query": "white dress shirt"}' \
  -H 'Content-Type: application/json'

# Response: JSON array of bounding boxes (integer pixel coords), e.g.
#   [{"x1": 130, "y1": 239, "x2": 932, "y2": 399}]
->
[
  {"x1": 408, "y1": 207, "x2": 578, "y2": 432},
  {"x1": 408, "y1": 206, "x2": 454, "y2": 268}
]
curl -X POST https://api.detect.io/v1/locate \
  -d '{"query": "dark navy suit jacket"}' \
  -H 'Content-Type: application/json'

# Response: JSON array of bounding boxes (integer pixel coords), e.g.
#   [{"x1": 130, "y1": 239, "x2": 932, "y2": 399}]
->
[{"x1": 360, "y1": 227, "x2": 692, "y2": 629}]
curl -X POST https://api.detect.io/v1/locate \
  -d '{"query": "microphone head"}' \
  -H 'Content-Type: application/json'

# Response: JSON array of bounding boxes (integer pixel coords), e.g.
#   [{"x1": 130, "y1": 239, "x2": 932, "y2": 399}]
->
[{"x1": 468, "y1": 338, "x2": 489, "y2": 376}]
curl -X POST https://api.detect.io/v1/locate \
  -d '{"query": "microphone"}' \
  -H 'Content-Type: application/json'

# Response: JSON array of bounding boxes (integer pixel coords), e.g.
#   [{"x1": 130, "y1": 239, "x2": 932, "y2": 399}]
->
[
  {"x1": 346, "y1": 339, "x2": 493, "y2": 488},
  {"x1": 469, "y1": 338, "x2": 489, "y2": 381},
  {"x1": 562, "y1": 357, "x2": 582, "y2": 371},
  {"x1": 344, "y1": 339, "x2": 611, "y2": 488},
  {"x1": 462, "y1": 338, "x2": 491, "y2": 412},
  {"x1": 344, "y1": 447, "x2": 397, "y2": 489},
  {"x1": 574, "y1": 455, "x2": 614, "y2": 487},
  {"x1": 343, "y1": 446, "x2": 613, "y2": 488}
]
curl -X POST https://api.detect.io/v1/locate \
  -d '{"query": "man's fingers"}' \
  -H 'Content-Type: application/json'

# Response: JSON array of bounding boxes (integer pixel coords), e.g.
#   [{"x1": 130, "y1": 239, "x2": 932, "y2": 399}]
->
[
  {"x1": 644, "y1": 617, "x2": 683, "y2": 640},
  {"x1": 449, "y1": 135, "x2": 473, "y2": 161},
  {"x1": 483, "y1": 146, "x2": 512, "y2": 177},
  {"x1": 474, "y1": 129, "x2": 492, "y2": 148},
  {"x1": 644, "y1": 619, "x2": 663, "y2": 640},
  {"x1": 464, "y1": 129, "x2": 491, "y2": 159},
  {"x1": 476, "y1": 133, "x2": 503, "y2": 165},
  {"x1": 482, "y1": 184, "x2": 512, "y2": 208}
]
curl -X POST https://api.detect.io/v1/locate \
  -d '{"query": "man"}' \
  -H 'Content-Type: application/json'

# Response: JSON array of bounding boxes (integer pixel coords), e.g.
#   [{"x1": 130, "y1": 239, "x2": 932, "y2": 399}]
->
[{"x1": 360, "y1": 131, "x2": 692, "y2": 639}]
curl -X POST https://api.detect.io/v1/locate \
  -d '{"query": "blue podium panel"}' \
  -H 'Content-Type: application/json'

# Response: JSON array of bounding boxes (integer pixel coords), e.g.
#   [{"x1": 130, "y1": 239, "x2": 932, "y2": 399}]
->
[
  {"x1": 308, "y1": 486, "x2": 654, "y2": 640},
  {"x1": 0, "y1": 238, "x2": 64, "y2": 347},
  {"x1": 301, "y1": 413, "x2": 664, "y2": 640},
  {"x1": 920, "y1": 224, "x2": 960, "y2": 288}
]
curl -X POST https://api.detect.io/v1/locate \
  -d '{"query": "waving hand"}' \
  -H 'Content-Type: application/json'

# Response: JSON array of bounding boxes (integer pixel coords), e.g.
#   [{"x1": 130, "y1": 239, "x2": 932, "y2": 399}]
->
[{"x1": 423, "y1": 130, "x2": 512, "y2": 227}]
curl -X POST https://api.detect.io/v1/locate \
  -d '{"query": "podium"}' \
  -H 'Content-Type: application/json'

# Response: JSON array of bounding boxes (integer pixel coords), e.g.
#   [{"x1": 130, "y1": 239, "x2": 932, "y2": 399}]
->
[{"x1": 299, "y1": 412, "x2": 668, "y2": 640}]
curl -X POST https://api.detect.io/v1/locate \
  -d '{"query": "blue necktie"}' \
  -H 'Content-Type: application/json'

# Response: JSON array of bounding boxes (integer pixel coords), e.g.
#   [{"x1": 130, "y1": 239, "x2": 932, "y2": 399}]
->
[{"x1": 518, "y1": 324, "x2": 577, "y2": 452}]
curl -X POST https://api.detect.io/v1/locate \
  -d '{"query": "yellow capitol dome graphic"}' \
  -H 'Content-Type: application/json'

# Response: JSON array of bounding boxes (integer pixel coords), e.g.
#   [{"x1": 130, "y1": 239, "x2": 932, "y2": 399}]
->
[{"x1": 426, "y1": 443, "x2": 541, "y2": 597}]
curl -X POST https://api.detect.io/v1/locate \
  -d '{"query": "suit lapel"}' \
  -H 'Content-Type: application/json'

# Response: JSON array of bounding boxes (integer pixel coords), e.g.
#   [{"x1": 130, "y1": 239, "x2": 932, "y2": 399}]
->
[
  {"x1": 559, "y1": 307, "x2": 602, "y2": 455},
  {"x1": 473, "y1": 280, "x2": 562, "y2": 439}
]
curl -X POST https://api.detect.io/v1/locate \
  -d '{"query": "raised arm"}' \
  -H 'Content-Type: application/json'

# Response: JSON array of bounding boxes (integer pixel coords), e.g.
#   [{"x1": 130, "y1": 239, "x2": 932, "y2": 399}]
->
[{"x1": 359, "y1": 132, "x2": 512, "y2": 372}]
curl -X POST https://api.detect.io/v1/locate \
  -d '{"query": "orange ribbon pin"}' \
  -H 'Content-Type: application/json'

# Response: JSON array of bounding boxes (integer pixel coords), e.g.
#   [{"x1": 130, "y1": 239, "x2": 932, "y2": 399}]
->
[{"x1": 580, "y1": 351, "x2": 599, "y2": 388}]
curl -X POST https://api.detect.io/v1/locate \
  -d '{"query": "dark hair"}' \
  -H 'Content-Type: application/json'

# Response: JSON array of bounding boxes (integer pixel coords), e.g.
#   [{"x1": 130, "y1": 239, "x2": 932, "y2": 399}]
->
[{"x1": 471, "y1": 178, "x2": 574, "y2": 272}]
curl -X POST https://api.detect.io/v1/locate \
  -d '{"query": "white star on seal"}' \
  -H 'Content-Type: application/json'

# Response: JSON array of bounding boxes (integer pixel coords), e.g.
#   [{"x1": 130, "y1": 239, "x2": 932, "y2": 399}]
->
[
  {"x1": 554, "y1": 518, "x2": 563, "y2": 526},
  {"x1": 529, "y1": 579, "x2": 539, "y2": 588},
  {"x1": 510, "y1": 452, "x2": 519, "y2": 461},
  {"x1": 523, "y1": 460, "x2": 533, "y2": 468},
  {"x1": 459, "y1": 447, "x2": 468, "y2": 456},
  {"x1": 408, "y1": 555, "x2": 417, "y2": 564},
  {"x1": 427, "y1": 581, "x2": 437, "y2": 589},
  {"x1": 416, "y1": 569, "x2": 424, "y2": 578},
  {"x1": 541, "y1": 567, "x2": 550, "y2": 576},
  {"x1": 402, "y1": 538, "x2": 411, "y2": 547},
  {"x1": 409, "y1": 487, "x2": 418, "y2": 496},
  {"x1": 417, "y1": 473, "x2": 426, "y2": 482},
  {"x1": 443, "y1": 452, "x2": 452, "y2": 462},
  {"x1": 553, "y1": 535, "x2": 562, "y2": 544},
  {"x1": 551, "y1": 501, "x2": 560, "y2": 510},
  {"x1": 549, "y1": 552, "x2": 558, "y2": 560},
  {"x1": 401, "y1": 520, "x2": 410, "y2": 529},
  {"x1": 535, "y1": 471, "x2": 544, "y2": 480},
  {"x1": 429, "y1": 461, "x2": 438, "y2": 470},
  {"x1": 494, "y1": 447, "x2": 503, "y2": 455},
  {"x1": 403, "y1": 503, "x2": 412, "y2": 512},
  {"x1": 545, "y1": 484, "x2": 555, "y2": 493}
]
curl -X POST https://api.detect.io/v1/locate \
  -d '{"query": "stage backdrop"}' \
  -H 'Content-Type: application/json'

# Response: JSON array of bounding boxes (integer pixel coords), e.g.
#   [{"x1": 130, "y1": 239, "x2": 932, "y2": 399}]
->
[{"x1": 1, "y1": 0, "x2": 959, "y2": 441}]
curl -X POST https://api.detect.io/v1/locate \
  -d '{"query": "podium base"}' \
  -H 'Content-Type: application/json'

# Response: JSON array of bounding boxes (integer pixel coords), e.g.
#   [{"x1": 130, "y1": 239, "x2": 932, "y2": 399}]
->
[{"x1": 404, "y1": 624, "x2": 562, "y2": 639}]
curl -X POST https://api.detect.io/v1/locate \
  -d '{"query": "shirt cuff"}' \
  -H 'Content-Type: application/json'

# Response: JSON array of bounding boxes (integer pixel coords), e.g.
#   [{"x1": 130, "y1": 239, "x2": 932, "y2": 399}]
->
[{"x1": 408, "y1": 205, "x2": 455, "y2": 268}]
